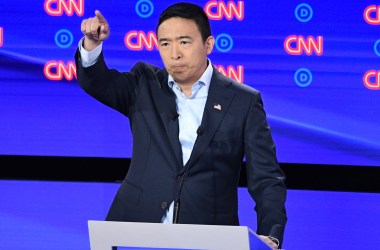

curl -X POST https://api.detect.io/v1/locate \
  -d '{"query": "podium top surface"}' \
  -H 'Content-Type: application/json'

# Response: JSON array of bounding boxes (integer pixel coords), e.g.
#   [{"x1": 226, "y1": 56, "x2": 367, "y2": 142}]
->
[{"x1": 88, "y1": 220, "x2": 272, "y2": 250}]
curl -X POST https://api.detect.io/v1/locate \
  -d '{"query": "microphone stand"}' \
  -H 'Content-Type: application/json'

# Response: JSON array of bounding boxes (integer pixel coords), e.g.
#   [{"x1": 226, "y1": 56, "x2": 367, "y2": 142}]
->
[
  {"x1": 172, "y1": 166, "x2": 188, "y2": 224},
  {"x1": 172, "y1": 126, "x2": 203, "y2": 224}
]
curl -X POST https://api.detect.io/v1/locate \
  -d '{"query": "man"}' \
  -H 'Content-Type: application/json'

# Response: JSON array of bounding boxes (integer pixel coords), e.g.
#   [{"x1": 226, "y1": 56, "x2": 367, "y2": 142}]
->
[{"x1": 75, "y1": 2, "x2": 287, "y2": 249}]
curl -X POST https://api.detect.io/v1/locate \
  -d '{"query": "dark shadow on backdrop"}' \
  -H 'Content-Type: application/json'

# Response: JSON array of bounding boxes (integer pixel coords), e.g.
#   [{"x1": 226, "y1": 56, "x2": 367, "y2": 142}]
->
[{"x1": 1, "y1": 155, "x2": 380, "y2": 193}]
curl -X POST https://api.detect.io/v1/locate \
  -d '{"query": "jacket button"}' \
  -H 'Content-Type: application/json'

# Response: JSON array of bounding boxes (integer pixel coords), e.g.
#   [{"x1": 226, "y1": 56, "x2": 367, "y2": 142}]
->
[
  {"x1": 177, "y1": 175, "x2": 183, "y2": 181},
  {"x1": 161, "y1": 202, "x2": 168, "y2": 210}
]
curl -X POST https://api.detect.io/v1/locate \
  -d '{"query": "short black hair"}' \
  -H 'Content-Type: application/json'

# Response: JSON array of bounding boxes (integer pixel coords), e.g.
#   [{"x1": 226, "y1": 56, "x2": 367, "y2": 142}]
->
[{"x1": 156, "y1": 2, "x2": 212, "y2": 42}]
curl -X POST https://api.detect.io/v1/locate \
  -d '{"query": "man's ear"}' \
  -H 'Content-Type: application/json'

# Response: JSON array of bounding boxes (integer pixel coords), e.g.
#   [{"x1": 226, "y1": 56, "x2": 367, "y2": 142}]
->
[{"x1": 205, "y1": 36, "x2": 215, "y2": 54}]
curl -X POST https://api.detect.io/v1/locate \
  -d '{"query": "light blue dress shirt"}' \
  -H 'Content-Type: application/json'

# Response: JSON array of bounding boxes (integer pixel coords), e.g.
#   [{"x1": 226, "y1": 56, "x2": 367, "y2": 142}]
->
[{"x1": 162, "y1": 61, "x2": 213, "y2": 223}]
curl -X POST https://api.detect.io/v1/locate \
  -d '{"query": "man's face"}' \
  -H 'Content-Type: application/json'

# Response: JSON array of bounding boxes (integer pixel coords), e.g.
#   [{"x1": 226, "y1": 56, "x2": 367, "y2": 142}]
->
[{"x1": 157, "y1": 17, "x2": 214, "y2": 87}]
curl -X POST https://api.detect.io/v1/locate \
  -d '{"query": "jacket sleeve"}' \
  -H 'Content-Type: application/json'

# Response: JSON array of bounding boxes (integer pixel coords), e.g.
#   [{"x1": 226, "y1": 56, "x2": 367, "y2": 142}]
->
[
  {"x1": 243, "y1": 90, "x2": 287, "y2": 247},
  {"x1": 74, "y1": 48, "x2": 141, "y2": 117}
]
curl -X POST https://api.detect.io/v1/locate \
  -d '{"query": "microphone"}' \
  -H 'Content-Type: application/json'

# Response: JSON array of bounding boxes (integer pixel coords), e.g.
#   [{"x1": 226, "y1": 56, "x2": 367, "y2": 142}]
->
[
  {"x1": 173, "y1": 125, "x2": 203, "y2": 224},
  {"x1": 171, "y1": 112, "x2": 179, "y2": 120}
]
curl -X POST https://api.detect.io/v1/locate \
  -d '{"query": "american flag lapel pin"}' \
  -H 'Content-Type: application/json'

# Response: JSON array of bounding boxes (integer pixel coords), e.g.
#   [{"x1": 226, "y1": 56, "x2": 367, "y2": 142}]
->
[{"x1": 213, "y1": 103, "x2": 222, "y2": 111}]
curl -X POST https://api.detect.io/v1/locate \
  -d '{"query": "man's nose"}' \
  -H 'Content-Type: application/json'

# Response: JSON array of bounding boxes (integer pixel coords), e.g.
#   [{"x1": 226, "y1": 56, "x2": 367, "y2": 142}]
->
[{"x1": 171, "y1": 46, "x2": 182, "y2": 60}]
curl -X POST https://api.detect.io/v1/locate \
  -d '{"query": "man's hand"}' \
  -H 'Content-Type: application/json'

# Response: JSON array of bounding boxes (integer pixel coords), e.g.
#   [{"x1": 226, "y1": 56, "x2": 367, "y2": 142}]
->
[
  {"x1": 80, "y1": 10, "x2": 110, "y2": 51},
  {"x1": 259, "y1": 235, "x2": 279, "y2": 249}
]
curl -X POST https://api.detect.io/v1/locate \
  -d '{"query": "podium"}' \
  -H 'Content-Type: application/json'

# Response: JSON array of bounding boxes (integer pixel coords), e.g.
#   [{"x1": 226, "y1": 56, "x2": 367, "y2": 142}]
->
[{"x1": 88, "y1": 220, "x2": 272, "y2": 250}]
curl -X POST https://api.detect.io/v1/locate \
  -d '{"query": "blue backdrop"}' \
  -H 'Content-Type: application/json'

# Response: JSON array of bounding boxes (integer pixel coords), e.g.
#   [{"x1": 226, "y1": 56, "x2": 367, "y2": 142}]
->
[{"x1": 0, "y1": 0, "x2": 379, "y2": 166}]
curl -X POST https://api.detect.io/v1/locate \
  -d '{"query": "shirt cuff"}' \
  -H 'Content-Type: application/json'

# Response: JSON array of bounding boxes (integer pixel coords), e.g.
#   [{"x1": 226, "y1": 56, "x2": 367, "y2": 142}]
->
[
  {"x1": 78, "y1": 37, "x2": 102, "y2": 67},
  {"x1": 267, "y1": 236, "x2": 280, "y2": 247}
]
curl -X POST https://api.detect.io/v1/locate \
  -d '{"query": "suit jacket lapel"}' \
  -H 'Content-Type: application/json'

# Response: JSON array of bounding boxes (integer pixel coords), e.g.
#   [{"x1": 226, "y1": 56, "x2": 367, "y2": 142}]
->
[
  {"x1": 181, "y1": 70, "x2": 236, "y2": 172},
  {"x1": 152, "y1": 69, "x2": 183, "y2": 167}
]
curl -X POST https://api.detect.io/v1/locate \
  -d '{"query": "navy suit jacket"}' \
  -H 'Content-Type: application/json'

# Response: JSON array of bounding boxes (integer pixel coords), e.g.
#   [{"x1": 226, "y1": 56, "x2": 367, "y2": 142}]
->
[{"x1": 75, "y1": 50, "x2": 287, "y2": 244}]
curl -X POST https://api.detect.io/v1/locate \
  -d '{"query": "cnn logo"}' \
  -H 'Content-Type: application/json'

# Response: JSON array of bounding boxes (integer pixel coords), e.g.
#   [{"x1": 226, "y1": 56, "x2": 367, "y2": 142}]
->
[
  {"x1": 0, "y1": 27, "x2": 3, "y2": 47},
  {"x1": 284, "y1": 35, "x2": 323, "y2": 56},
  {"x1": 363, "y1": 70, "x2": 380, "y2": 90},
  {"x1": 125, "y1": 31, "x2": 157, "y2": 51},
  {"x1": 215, "y1": 65, "x2": 244, "y2": 83},
  {"x1": 204, "y1": 1, "x2": 244, "y2": 21},
  {"x1": 364, "y1": 5, "x2": 380, "y2": 25},
  {"x1": 44, "y1": 61, "x2": 77, "y2": 81},
  {"x1": 44, "y1": 0, "x2": 84, "y2": 16}
]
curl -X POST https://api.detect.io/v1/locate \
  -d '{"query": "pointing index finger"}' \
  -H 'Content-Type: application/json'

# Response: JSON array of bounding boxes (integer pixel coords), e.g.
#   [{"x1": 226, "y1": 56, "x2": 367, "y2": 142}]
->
[{"x1": 95, "y1": 10, "x2": 106, "y2": 22}]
